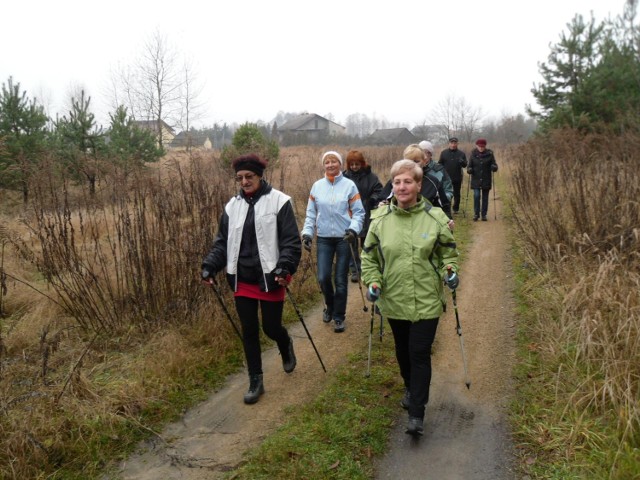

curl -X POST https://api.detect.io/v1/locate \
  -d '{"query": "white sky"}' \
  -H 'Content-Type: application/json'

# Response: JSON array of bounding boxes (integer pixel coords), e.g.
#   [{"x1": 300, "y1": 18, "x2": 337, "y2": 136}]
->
[{"x1": 1, "y1": 0, "x2": 618, "y2": 130}]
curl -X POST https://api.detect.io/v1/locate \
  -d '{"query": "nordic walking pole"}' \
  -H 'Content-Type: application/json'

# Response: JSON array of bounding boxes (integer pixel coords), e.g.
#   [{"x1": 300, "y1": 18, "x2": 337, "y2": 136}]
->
[
  {"x1": 492, "y1": 170, "x2": 497, "y2": 220},
  {"x1": 208, "y1": 279, "x2": 243, "y2": 342},
  {"x1": 284, "y1": 285, "x2": 327, "y2": 373},
  {"x1": 446, "y1": 267, "x2": 470, "y2": 389},
  {"x1": 366, "y1": 301, "x2": 374, "y2": 377},
  {"x1": 347, "y1": 240, "x2": 368, "y2": 312},
  {"x1": 379, "y1": 309, "x2": 384, "y2": 342}
]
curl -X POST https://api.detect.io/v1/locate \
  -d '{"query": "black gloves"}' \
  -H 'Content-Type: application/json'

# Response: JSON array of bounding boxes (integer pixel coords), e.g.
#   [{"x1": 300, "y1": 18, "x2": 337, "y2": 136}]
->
[
  {"x1": 302, "y1": 235, "x2": 312, "y2": 252},
  {"x1": 343, "y1": 229, "x2": 357, "y2": 243},
  {"x1": 273, "y1": 267, "x2": 291, "y2": 280},
  {"x1": 491, "y1": 164, "x2": 498, "y2": 172},
  {"x1": 201, "y1": 268, "x2": 215, "y2": 283},
  {"x1": 366, "y1": 284, "x2": 381, "y2": 302},
  {"x1": 444, "y1": 270, "x2": 459, "y2": 290}
]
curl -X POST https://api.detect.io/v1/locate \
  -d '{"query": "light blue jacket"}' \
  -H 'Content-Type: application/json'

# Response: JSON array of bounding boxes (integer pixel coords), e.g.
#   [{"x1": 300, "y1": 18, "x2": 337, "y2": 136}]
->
[{"x1": 302, "y1": 173, "x2": 365, "y2": 238}]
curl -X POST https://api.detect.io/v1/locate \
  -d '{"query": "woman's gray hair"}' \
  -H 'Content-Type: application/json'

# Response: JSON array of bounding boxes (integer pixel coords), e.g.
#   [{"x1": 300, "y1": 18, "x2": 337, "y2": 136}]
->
[{"x1": 390, "y1": 159, "x2": 423, "y2": 182}]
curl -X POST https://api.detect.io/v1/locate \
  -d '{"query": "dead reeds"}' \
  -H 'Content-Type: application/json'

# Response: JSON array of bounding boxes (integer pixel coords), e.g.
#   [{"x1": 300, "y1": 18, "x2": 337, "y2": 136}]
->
[{"x1": 510, "y1": 128, "x2": 640, "y2": 476}]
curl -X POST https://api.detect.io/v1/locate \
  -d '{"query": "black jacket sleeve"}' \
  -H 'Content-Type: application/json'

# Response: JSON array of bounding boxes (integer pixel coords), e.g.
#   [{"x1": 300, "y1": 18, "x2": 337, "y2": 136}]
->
[{"x1": 202, "y1": 211, "x2": 229, "y2": 274}]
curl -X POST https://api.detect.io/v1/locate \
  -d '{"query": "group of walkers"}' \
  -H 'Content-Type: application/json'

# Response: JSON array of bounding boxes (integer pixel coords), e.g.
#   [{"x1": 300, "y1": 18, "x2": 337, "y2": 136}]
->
[{"x1": 201, "y1": 138, "x2": 498, "y2": 435}]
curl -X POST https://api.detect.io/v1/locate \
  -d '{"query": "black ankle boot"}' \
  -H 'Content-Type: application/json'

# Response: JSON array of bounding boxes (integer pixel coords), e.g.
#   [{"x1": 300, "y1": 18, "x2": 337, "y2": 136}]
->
[
  {"x1": 405, "y1": 416, "x2": 424, "y2": 436},
  {"x1": 243, "y1": 374, "x2": 264, "y2": 404},
  {"x1": 282, "y1": 336, "x2": 296, "y2": 373}
]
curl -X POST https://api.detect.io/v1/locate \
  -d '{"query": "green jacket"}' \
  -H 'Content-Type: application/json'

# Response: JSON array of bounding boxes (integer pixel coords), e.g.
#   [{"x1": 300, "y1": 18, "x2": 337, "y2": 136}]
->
[{"x1": 361, "y1": 196, "x2": 459, "y2": 321}]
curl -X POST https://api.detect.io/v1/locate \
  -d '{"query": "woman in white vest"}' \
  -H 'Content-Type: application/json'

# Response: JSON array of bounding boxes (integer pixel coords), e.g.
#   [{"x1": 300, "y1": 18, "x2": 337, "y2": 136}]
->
[{"x1": 201, "y1": 154, "x2": 302, "y2": 405}]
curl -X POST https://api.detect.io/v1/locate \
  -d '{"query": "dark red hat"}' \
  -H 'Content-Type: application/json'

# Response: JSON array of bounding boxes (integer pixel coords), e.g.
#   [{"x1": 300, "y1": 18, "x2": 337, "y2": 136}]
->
[{"x1": 475, "y1": 138, "x2": 487, "y2": 146}]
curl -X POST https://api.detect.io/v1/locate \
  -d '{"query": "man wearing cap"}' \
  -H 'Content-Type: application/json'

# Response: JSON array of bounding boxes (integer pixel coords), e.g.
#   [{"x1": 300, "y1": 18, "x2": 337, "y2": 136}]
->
[{"x1": 438, "y1": 137, "x2": 468, "y2": 214}]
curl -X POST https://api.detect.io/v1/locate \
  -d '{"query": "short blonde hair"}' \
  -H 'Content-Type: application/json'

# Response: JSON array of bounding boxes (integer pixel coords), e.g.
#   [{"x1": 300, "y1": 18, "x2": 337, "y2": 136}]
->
[
  {"x1": 390, "y1": 159, "x2": 423, "y2": 182},
  {"x1": 402, "y1": 144, "x2": 426, "y2": 163}
]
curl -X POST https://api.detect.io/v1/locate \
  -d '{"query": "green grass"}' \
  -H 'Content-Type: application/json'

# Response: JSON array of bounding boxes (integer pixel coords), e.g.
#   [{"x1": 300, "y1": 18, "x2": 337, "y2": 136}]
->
[{"x1": 229, "y1": 347, "x2": 402, "y2": 480}]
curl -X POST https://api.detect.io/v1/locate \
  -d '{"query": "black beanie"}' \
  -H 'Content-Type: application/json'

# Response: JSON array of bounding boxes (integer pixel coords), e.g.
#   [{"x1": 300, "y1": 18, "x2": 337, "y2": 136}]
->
[{"x1": 232, "y1": 154, "x2": 267, "y2": 176}]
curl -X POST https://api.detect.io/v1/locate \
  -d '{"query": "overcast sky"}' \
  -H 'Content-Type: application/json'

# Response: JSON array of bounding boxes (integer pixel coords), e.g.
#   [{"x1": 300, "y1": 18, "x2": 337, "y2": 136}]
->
[{"x1": 1, "y1": 0, "x2": 618, "y2": 130}]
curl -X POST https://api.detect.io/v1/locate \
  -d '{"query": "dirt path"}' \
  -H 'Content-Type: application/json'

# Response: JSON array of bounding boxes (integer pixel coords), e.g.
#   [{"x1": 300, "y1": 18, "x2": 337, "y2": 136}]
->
[{"x1": 108, "y1": 192, "x2": 517, "y2": 480}]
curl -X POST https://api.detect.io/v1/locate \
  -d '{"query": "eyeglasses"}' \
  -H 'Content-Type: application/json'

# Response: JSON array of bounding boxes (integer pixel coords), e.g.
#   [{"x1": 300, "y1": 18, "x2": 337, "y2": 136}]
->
[{"x1": 235, "y1": 173, "x2": 257, "y2": 182}]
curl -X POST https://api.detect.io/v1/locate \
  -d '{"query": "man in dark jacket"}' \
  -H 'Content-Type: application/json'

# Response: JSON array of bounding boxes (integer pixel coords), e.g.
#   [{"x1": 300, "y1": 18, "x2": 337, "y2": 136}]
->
[
  {"x1": 438, "y1": 137, "x2": 467, "y2": 214},
  {"x1": 467, "y1": 138, "x2": 498, "y2": 221}
]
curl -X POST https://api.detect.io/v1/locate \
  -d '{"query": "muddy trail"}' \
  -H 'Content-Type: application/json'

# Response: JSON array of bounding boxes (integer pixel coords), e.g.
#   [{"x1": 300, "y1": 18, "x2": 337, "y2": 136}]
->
[{"x1": 108, "y1": 192, "x2": 517, "y2": 480}]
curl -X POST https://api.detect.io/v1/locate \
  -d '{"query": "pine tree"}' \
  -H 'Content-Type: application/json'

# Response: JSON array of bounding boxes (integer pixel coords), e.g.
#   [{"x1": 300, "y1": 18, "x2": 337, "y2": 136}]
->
[{"x1": 0, "y1": 77, "x2": 48, "y2": 204}]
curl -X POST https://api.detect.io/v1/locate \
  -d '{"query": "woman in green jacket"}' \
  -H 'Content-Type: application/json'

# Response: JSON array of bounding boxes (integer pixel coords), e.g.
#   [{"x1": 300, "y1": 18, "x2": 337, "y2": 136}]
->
[{"x1": 361, "y1": 159, "x2": 459, "y2": 436}]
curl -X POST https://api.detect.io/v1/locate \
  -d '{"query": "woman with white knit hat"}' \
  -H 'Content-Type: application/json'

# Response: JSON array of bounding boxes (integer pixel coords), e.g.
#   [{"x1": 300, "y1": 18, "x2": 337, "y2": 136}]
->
[{"x1": 301, "y1": 151, "x2": 365, "y2": 332}]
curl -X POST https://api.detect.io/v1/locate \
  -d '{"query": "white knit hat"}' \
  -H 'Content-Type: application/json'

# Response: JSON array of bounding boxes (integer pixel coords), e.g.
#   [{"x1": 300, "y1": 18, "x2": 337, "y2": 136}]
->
[
  {"x1": 418, "y1": 141, "x2": 434, "y2": 154},
  {"x1": 321, "y1": 151, "x2": 343, "y2": 165}
]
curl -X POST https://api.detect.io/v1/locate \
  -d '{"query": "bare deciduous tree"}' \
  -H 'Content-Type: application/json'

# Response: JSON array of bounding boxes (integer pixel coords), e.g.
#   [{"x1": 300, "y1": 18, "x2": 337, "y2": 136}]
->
[
  {"x1": 109, "y1": 30, "x2": 183, "y2": 149},
  {"x1": 429, "y1": 94, "x2": 483, "y2": 143},
  {"x1": 176, "y1": 58, "x2": 205, "y2": 151}
]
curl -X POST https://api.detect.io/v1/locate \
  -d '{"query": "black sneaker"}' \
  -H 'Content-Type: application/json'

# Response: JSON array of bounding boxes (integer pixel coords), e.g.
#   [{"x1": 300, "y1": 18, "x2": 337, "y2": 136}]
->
[
  {"x1": 405, "y1": 416, "x2": 424, "y2": 436},
  {"x1": 400, "y1": 388, "x2": 410, "y2": 410},
  {"x1": 481, "y1": 216, "x2": 488, "y2": 221},
  {"x1": 350, "y1": 272, "x2": 359, "y2": 283},
  {"x1": 322, "y1": 309, "x2": 332, "y2": 323},
  {"x1": 473, "y1": 215, "x2": 479, "y2": 222},
  {"x1": 334, "y1": 319, "x2": 345, "y2": 333}
]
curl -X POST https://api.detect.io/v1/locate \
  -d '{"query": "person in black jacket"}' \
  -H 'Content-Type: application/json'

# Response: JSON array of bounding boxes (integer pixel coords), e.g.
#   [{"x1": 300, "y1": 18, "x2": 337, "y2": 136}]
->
[
  {"x1": 201, "y1": 154, "x2": 302, "y2": 404},
  {"x1": 467, "y1": 138, "x2": 498, "y2": 221},
  {"x1": 377, "y1": 144, "x2": 453, "y2": 224},
  {"x1": 438, "y1": 137, "x2": 467, "y2": 214},
  {"x1": 343, "y1": 150, "x2": 383, "y2": 282}
]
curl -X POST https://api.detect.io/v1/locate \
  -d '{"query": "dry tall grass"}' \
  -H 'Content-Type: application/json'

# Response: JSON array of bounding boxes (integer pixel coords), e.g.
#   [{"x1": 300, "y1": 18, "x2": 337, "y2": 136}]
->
[
  {"x1": 0, "y1": 145, "x2": 402, "y2": 479},
  {"x1": 509, "y1": 128, "x2": 640, "y2": 477}
]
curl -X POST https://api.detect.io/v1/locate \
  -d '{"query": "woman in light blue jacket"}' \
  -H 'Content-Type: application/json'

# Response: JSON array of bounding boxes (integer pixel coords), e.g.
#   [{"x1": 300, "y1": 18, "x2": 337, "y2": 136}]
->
[{"x1": 301, "y1": 151, "x2": 365, "y2": 333}]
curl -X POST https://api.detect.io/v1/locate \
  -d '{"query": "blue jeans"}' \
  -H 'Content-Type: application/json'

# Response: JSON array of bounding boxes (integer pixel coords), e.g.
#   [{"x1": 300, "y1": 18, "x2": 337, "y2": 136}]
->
[
  {"x1": 316, "y1": 236, "x2": 350, "y2": 322},
  {"x1": 473, "y1": 188, "x2": 490, "y2": 217}
]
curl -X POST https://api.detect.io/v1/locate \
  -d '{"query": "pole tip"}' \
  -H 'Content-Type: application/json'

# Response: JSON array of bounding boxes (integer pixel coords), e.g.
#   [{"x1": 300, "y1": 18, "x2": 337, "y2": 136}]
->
[{"x1": 465, "y1": 382, "x2": 471, "y2": 389}]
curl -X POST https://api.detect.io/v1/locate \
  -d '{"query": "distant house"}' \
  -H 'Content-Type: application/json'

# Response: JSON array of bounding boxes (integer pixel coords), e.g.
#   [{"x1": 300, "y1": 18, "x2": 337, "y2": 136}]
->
[
  {"x1": 171, "y1": 131, "x2": 213, "y2": 150},
  {"x1": 133, "y1": 119, "x2": 176, "y2": 148},
  {"x1": 278, "y1": 113, "x2": 346, "y2": 144},
  {"x1": 367, "y1": 128, "x2": 418, "y2": 146},
  {"x1": 411, "y1": 125, "x2": 448, "y2": 145}
]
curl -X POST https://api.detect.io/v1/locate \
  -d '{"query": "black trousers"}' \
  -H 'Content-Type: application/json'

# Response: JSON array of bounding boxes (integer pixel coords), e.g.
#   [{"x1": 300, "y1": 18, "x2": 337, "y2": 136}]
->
[
  {"x1": 388, "y1": 318, "x2": 440, "y2": 419},
  {"x1": 452, "y1": 180, "x2": 463, "y2": 212},
  {"x1": 235, "y1": 296, "x2": 290, "y2": 375}
]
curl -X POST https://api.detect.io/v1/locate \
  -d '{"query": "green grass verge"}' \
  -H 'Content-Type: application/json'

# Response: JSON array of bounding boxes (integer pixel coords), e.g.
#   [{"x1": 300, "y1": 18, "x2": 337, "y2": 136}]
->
[{"x1": 228, "y1": 345, "x2": 402, "y2": 479}]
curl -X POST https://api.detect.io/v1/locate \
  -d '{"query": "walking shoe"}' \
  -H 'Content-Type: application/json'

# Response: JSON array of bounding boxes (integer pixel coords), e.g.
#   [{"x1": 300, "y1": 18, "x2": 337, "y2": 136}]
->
[
  {"x1": 282, "y1": 336, "x2": 296, "y2": 373},
  {"x1": 481, "y1": 216, "x2": 488, "y2": 221},
  {"x1": 322, "y1": 309, "x2": 332, "y2": 323},
  {"x1": 405, "y1": 416, "x2": 424, "y2": 436},
  {"x1": 334, "y1": 319, "x2": 345, "y2": 333},
  {"x1": 473, "y1": 215, "x2": 479, "y2": 221},
  {"x1": 400, "y1": 388, "x2": 410, "y2": 410},
  {"x1": 350, "y1": 271, "x2": 359, "y2": 283},
  {"x1": 243, "y1": 374, "x2": 264, "y2": 404}
]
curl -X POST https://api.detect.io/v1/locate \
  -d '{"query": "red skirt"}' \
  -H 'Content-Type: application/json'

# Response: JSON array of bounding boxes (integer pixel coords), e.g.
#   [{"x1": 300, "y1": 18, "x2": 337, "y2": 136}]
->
[{"x1": 235, "y1": 281, "x2": 285, "y2": 302}]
